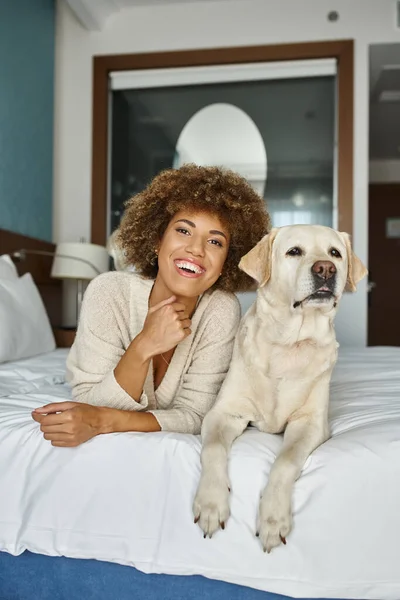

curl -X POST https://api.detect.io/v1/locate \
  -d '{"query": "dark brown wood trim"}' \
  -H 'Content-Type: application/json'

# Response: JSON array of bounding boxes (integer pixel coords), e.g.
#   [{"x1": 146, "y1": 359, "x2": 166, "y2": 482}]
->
[
  {"x1": 91, "y1": 40, "x2": 354, "y2": 244},
  {"x1": 336, "y1": 40, "x2": 353, "y2": 236},
  {"x1": 91, "y1": 57, "x2": 110, "y2": 246}
]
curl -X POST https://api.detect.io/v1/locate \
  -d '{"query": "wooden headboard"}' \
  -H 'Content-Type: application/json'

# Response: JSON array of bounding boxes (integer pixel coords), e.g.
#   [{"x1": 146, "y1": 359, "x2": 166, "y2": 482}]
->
[{"x1": 0, "y1": 229, "x2": 62, "y2": 326}]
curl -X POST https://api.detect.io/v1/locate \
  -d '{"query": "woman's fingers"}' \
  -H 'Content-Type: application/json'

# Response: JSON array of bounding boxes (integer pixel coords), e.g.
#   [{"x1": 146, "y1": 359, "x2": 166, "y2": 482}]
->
[
  {"x1": 40, "y1": 424, "x2": 70, "y2": 433},
  {"x1": 32, "y1": 410, "x2": 72, "y2": 426},
  {"x1": 171, "y1": 302, "x2": 187, "y2": 314},
  {"x1": 32, "y1": 403, "x2": 101, "y2": 448},
  {"x1": 148, "y1": 295, "x2": 176, "y2": 313},
  {"x1": 143, "y1": 297, "x2": 194, "y2": 356},
  {"x1": 177, "y1": 311, "x2": 190, "y2": 321},
  {"x1": 51, "y1": 441, "x2": 76, "y2": 447},
  {"x1": 32, "y1": 402, "x2": 78, "y2": 414},
  {"x1": 43, "y1": 432, "x2": 74, "y2": 442}
]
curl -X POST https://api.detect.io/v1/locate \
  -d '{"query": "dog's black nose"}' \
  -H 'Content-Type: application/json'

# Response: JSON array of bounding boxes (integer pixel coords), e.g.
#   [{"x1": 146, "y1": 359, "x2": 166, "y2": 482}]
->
[{"x1": 312, "y1": 260, "x2": 336, "y2": 280}]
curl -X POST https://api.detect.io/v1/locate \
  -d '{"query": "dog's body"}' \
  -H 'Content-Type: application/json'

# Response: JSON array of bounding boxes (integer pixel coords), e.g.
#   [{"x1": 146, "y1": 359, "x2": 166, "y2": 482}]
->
[{"x1": 193, "y1": 225, "x2": 367, "y2": 553}]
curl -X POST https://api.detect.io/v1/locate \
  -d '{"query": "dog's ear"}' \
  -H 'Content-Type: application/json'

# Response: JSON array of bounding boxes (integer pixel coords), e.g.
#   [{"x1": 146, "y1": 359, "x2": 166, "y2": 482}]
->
[
  {"x1": 239, "y1": 229, "x2": 278, "y2": 287},
  {"x1": 339, "y1": 232, "x2": 368, "y2": 292}
]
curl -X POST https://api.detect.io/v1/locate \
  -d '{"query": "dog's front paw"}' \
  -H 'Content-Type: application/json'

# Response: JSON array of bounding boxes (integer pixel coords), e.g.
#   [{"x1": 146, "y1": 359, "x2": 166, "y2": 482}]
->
[
  {"x1": 257, "y1": 490, "x2": 292, "y2": 553},
  {"x1": 193, "y1": 475, "x2": 230, "y2": 538}
]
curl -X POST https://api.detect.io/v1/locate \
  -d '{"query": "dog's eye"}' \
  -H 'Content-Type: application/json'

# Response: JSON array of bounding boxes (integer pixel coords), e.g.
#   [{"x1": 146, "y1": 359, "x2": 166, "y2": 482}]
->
[
  {"x1": 330, "y1": 248, "x2": 342, "y2": 258},
  {"x1": 286, "y1": 247, "x2": 303, "y2": 257}
]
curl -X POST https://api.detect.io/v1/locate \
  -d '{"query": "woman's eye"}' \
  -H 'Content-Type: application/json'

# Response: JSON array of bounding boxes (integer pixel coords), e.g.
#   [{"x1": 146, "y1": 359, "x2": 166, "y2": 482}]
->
[
  {"x1": 176, "y1": 227, "x2": 190, "y2": 235},
  {"x1": 209, "y1": 239, "x2": 223, "y2": 248},
  {"x1": 330, "y1": 248, "x2": 342, "y2": 258},
  {"x1": 286, "y1": 247, "x2": 303, "y2": 257}
]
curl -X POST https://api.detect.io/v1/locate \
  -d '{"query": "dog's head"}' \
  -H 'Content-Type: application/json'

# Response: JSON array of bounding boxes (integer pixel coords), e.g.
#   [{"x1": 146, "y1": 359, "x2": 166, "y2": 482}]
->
[{"x1": 239, "y1": 225, "x2": 367, "y2": 312}]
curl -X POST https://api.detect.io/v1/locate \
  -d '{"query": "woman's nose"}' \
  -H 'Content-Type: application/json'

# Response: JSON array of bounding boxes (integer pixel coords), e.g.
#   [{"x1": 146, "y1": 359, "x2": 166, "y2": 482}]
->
[{"x1": 186, "y1": 236, "x2": 205, "y2": 256}]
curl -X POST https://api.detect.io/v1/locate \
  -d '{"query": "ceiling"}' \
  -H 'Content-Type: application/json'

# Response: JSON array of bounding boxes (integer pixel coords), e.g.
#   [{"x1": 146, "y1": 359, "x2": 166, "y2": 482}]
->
[
  {"x1": 63, "y1": 2, "x2": 400, "y2": 161},
  {"x1": 64, "y1": 0, "x2": 232, "y2": 30}
]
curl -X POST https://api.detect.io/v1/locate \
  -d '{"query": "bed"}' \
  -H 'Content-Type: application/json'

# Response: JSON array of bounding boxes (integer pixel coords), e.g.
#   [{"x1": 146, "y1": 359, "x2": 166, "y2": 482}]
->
[{"x1": 1, "y1": 230, "x2": 400, "y2": 600}]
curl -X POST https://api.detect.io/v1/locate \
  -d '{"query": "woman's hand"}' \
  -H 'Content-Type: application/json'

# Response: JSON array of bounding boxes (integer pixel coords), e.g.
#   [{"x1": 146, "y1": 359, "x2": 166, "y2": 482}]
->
[
  {"x1": 32, "y1": 402, "x2": 105, "y2": 447},
  {"x1": 32, "y1": 402, "x2": 162, "y2": 446},
  {"x1": 113, "y1": 295, "x2": 191, "y2": 400},
  {"x1": 138, "y1": 295, "x2": 192, "y2": 359}
]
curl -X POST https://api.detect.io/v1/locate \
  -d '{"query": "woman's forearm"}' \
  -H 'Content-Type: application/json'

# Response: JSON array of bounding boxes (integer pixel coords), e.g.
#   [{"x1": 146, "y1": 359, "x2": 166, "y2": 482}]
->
[
  {"x1": 99, "y1": 407, "x2": 161, "y2": 433},
  {"x1": 113, "y1": 332, "x2": 152, "y2": 401}
]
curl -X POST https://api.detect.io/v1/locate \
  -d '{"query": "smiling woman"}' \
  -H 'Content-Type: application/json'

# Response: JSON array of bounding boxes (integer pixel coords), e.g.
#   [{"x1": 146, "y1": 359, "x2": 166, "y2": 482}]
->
[
  {"x1": 155, "y1": 211, "x2": 229, "y2": 305},
  {"x1": 32, "y1": 164, "x2": 270, "y2": 446}
]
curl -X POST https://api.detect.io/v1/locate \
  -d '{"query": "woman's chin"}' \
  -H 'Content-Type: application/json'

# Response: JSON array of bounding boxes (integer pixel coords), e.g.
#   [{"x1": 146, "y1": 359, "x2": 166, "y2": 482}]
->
[{"x1": 169, "y1": 274, "x2": 214, "y2": 298}]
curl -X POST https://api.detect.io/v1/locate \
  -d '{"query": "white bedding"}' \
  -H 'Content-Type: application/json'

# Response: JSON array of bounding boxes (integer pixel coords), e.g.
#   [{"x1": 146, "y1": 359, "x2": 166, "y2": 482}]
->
[{"x1": 0, "y1": 347, "x2": 399, "y2": 599}]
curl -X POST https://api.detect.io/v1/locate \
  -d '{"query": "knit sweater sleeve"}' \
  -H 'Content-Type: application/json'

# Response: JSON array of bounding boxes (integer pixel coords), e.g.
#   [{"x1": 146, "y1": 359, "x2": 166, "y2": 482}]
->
[
  {"x1": 66, "y1": 273, "x2": 149, "y2": 411},
  {"x1": 149, "y1": 294, "x2": 241, "y2": 435}
]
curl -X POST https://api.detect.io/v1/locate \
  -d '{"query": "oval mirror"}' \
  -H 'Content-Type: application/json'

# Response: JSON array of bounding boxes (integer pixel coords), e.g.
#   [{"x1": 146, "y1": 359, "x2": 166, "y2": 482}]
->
[
  {"x1": 173, "y1": 102, "x2": 267, "y2": 197},
  {"x1": 174, "y1": 102, "x2": 267, "y2": 314}
]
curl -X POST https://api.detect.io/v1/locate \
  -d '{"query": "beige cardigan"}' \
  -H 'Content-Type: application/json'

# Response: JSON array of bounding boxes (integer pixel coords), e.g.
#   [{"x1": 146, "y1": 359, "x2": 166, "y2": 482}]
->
[{"x1": 66, "y1": 272, "x2": 241, "y2": 434}]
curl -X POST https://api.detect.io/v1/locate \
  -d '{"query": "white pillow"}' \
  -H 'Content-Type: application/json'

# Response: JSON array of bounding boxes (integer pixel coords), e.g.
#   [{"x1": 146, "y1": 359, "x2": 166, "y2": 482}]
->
[
  {"x1": 0, "y1": 273, "x2": 55, "y2": 363},
  {"x1": 0, "y1": 255, "x2": 18, "y2": 280}
]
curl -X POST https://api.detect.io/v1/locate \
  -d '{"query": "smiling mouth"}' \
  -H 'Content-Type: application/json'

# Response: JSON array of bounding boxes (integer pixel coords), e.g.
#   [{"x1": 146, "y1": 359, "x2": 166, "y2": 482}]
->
[{"x1": 174, "y1": 259, "x2": 206, "y2": 278}]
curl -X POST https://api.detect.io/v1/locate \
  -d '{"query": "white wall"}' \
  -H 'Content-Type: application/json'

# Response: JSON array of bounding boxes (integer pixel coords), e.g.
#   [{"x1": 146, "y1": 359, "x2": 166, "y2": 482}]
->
[{"x1": 53, "y1": 0, "x2": 400, "y2": 344}]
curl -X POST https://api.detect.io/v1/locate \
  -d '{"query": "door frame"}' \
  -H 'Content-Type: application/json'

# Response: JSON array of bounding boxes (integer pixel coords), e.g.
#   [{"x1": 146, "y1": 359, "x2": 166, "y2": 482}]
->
[
  {"x1": 91, "y1": 40, "x2": 354, "y2": 245},
  {"x1": 368, "y1": 182, "x2": 400, "y2": 346}
]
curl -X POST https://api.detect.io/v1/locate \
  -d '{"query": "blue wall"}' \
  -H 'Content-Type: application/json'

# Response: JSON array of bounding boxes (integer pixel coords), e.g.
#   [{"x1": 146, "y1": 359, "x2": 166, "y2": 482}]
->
[{"x1": 0, "y1": 0, "x2": 55, "y2": 241}]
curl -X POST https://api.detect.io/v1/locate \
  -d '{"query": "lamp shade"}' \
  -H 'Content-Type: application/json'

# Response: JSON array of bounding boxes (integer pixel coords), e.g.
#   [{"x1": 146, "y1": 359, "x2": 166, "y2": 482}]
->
[{"x1": 51, "y1": 242, "x2": 109, "y2": 280}]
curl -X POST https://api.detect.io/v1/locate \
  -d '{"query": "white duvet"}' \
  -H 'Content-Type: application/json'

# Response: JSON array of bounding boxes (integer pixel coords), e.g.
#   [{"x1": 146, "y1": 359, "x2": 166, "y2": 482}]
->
[{"x1": 0, "y1": 347, "x2": 399, "y2": 599}]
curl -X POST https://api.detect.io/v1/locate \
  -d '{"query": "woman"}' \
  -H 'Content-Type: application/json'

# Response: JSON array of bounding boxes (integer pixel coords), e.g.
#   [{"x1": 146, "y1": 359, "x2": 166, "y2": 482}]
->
[{"x1": 32, "y1": 164, "x2": 270, "y2": 446}]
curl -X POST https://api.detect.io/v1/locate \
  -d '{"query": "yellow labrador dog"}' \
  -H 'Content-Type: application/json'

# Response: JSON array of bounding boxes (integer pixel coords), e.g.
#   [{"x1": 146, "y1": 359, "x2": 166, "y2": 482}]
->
[{"x1": 193, "y1": 225, "x2": 367, "y2": 553}]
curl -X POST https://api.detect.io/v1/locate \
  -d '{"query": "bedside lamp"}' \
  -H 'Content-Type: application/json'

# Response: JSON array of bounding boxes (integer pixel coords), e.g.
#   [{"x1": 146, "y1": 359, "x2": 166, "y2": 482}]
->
[
  {"x1": 13, "y1": 242, "x2": 109, "y2": 326},
  {"x1": 51, "y1": 242, "x2": 109, "y2": 322}
]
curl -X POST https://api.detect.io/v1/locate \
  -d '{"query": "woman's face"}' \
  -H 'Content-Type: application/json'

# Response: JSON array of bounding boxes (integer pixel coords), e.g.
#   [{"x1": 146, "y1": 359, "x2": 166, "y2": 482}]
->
[{"x1": 156, "y1": 210, "x2": 230, "y2": 299}]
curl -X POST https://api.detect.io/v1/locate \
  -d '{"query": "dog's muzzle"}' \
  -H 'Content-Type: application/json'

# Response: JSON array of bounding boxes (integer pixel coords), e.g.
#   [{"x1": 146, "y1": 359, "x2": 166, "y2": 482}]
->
[{"x1": 293, "y1": 261, "x2": 337, "y2": 308}]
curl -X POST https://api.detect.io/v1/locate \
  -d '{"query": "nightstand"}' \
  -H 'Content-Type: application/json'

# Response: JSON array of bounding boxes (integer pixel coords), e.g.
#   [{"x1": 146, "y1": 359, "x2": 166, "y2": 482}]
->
[{"x1": 53, "y1": 327, "x2": 76, "y2": 348}]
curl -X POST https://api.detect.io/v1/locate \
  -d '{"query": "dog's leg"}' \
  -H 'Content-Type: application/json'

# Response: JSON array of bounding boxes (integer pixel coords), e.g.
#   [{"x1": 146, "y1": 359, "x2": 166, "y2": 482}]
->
[
  {"x1": 257, "y1": 380, "x2": 330, "y2": 553},
  {"x1": 193, "y1": 409, "x2": 248, "y2": 538}
]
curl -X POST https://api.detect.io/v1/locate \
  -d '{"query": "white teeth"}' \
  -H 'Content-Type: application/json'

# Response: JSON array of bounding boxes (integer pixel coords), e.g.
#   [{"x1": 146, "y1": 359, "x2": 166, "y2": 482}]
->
[{"x1": 175, "y1": 260, "x2": 204, "y2": 274}]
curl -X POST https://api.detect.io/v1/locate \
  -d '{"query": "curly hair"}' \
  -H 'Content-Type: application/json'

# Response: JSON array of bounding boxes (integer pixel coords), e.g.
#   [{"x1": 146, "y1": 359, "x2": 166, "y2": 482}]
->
[{"x1": 117, "y1": 164, "x2": 270, "y2": 293}]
